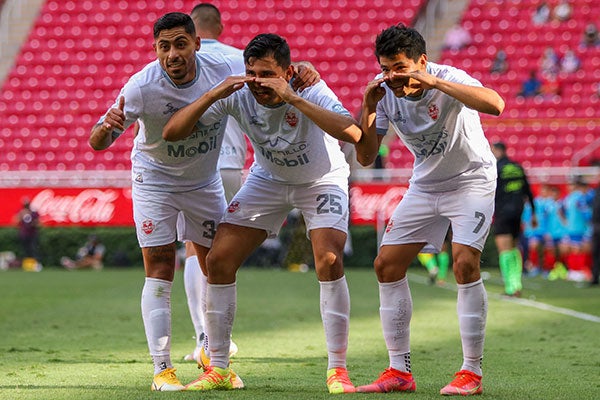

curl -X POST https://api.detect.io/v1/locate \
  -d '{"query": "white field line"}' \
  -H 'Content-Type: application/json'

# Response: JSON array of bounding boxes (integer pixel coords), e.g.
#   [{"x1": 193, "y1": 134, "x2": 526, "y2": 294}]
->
[{"x1": 408, "y1": 273, "x2": 600, "y2": 323}]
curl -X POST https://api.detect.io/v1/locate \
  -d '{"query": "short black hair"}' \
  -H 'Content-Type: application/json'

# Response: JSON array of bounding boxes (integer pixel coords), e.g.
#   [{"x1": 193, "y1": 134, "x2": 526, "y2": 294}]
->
[
  {"x1": 375, "y1": 23, "x2": 426, "y2": 62},
  {"x1": 244, "y1": 33, "x2": 291, "y2": 68},
  {"x1": 153, "y1": 12, "x2": 195, "y2": 39},
  {"x1": 190, "y1": 3, "x2": 221, "y2": 29},
  {"x1": 492, "y1": 141, "x2": 507, "y2": 152}
]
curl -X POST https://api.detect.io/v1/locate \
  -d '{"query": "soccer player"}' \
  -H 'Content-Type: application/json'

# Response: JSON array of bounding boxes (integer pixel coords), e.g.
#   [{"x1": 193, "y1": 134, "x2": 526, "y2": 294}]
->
[
  {"x1": 89, "y1": 13, "x2": 317, "y2": 392},
  {"x1": 590, "y1": 185, "x2": 600, "y2": 286},
  {"x1": 163, "y1": 33, "x2": 368, "y2": 393},
  {"x1": 180, "y1": 2, "x2": 247, "y2": 367},
  {"x1": 521, "y1": 184, "x2": 551, "y2": 275},
  {"x1": 358, "y1": 23, "x2": 505, "y2": 396},
  {"x1": 559, "y1": 177, "x2": 593, "y2": 281},
  {"x1": 491, "y1": 141, "x2": 536, "y2": 296},
  {"x1": 89, "y1": 12, "x2": 245, "y2": 392}
]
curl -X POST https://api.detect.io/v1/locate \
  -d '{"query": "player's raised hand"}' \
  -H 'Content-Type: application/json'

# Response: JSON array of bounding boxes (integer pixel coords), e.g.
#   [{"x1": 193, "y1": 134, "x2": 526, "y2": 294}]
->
[
  {"x1": 103, "y1": 96, "x2": 126, "y2": 132},
  {"x1": 292, "y1": 61, "x2": 320, "y2": 91},
  {"x1": 255, "y1": 76, "x2": 297, "y2": 103},
  {"x1": 404, "y1": 69, "x2": 437, "y2": 90},
  {"x1": 211, "y1": 76, "x2": 253, "y2": 99},
  {"x1": 363, "y1": 77, "x2": 387, "y2": 108}
]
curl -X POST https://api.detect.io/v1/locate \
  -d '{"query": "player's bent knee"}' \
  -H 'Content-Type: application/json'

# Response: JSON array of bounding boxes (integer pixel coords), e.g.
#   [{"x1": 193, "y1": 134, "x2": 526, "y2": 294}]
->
[{"x1": 205, "y1": 250, "x2": 238, "y2": 283}]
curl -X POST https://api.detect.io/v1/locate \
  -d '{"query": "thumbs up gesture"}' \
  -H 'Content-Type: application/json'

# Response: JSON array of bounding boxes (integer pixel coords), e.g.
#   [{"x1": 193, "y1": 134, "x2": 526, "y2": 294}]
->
[{"x1": 103, "y1": 96, "x2": 126, "y2": 133}]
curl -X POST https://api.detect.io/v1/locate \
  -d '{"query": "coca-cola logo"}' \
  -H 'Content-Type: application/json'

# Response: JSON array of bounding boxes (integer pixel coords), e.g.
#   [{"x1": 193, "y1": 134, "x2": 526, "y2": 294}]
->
[
  {"x1": 31, "y1": 189, "x2": 118, "y2": 224},
  {"x1": 349, "y1": 185, "x2": 407, "y2": 223}
]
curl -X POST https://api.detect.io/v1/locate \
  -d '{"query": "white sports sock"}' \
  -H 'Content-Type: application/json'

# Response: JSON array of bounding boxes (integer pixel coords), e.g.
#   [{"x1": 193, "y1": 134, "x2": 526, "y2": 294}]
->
[
  {"x1": 456, "y1": 278, "x2": 487, "y2": 376},
  {"x1": 183, "y1": 255, "x2": 206, "y2": 348},
  {"x1": 141, "y1": 277, "x2": 173, "y2": 375},
  {"x1": 379, "y1": 277, "x2": 413, "y2": 373},
  {"x1": 204, "y1": 283, "x2": 236, "y2": 369},
  {"x1": 319, "y1": 276, "x2": 350, "y2": 370}
]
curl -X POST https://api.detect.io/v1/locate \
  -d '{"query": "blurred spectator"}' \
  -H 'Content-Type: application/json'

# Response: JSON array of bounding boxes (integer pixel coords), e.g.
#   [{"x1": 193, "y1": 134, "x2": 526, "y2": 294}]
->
[
  {"x1": 552, "y1": 0, "x2": 572, "y2": 22},
  {"x1": 61, "y1": 235, "x2": 105, "y2": 270},
  {"x1": 540, "y1": 73, "x2": 562, "y2": 99},
  {"x1": 13, "y1": 198, "x2": 41, "y2": 265},
  {"x1": 490, "y1": 49, "x2": 508, "y2": 74},
  {"x1": 581, "y1": 22, "x2": 600, "y2": 48},
  {"x1": 539, "y1": 46, "x2": 560, "y2": 77},
  {"x1": 560, "y1": 49, "x2": 581, "y2": 74},
  {"x1": 518, "y1": 70, "x2": 542, "y2": 98},
  {"x1": 532, "y1": 1, "x2": 550, "y2": 25},
  {"x1": 443, "y1": 24, "x2": 472, "y2": 51}
]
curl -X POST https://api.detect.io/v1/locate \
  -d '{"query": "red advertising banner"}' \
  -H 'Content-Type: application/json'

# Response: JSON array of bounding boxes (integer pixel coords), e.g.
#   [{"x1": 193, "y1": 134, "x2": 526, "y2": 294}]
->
[
  {"x1": 349, "y1": 182, "x2": 407, "y2": 226},
  {"x1": 0, "y1": 188, "x2": 133, "y2": 227},
  {"x1": 0, "y1": 180, "x2": 581, "y2": 228}
]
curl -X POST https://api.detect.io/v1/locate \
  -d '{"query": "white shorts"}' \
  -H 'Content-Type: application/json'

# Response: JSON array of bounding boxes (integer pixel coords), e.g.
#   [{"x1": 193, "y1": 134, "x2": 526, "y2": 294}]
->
[
  {"x1": 222, "y1": 174, "x2": 349, "y2": 238},
  {"x1": 219, "y1": 168, "x2": 244, "y2": 203},
  {"x1": 133, "y1": 179, "x2": 227, "y2": 248},
  {"x1": 381, "y1": 183, "x2": 495, "y2": 253}
]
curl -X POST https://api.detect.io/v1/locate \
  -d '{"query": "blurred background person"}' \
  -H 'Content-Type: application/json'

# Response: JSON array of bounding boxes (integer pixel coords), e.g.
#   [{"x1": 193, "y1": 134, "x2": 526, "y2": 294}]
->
[
  {"x1": 13, "y1": 197, "x2": 42, "y2": 270},
  {"x1": 492, "y1": 142, "x2": 536, "y2": 297},
  {"x1": 61, "y1": 235, "x2": 105, "y2": 270}
]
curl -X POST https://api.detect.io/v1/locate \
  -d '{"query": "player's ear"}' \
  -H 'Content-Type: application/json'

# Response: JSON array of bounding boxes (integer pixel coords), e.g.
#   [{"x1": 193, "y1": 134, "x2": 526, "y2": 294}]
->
[{"x1": 285, "y1": 65, "x2": 294, "y2": 81}]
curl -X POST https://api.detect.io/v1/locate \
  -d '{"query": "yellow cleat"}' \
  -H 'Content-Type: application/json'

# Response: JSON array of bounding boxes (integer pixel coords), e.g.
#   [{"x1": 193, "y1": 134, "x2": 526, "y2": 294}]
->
[{"x1": 151, "y1": 368, "x2": 184, "y2": 391}]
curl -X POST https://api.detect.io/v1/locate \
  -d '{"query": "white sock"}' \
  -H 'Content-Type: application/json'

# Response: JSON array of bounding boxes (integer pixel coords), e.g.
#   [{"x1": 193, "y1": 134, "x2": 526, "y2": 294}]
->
[
  {"x1": 319, "y1": 276, "x2": 350, "y2": 370},
  {"x1": 204, "y1": 283, "x2": 236, "y2": 369},
  {"x1": 379, "y1": 277, "x2": 413, "y2": 373},
  {"x1": 141, "y1": 277, "x2": 173, "y2": 375},
  {"x1": 183, "y1": 255, "x2": 205, "y2": 348},
  {"x1": 457, "y1": 279, "x2": 487, "y2": 376}
]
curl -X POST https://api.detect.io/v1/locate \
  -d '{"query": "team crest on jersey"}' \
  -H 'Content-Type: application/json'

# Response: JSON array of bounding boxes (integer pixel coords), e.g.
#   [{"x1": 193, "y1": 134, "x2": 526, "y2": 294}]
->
[
  {"x1": 142, "y1": 219, "x2": 154, "y2": 235},
  {"x1": 285, "y1": 110, "x2": 298, "y2": 127},
  {"x1": 385, "y1": 219, "x2": 394, "y2": 233},
  {"x1": 428, "y1": 103, "x2": 439, "y2": 121},
  {"x1": 227, "y1": 201, "x2": 240, "y2": 213}
]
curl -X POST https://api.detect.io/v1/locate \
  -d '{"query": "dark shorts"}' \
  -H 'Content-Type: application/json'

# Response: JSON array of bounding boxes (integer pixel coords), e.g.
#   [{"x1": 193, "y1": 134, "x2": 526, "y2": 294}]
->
[{"x1": 493, "y1": 212, "x2": 522, "y2": 238}]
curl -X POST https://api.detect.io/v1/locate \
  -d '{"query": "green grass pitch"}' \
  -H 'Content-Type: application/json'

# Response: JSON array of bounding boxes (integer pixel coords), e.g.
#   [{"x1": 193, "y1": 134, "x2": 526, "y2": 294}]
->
[{"x1": 1, "y1": 266, "x2": 599, "y2": 399}]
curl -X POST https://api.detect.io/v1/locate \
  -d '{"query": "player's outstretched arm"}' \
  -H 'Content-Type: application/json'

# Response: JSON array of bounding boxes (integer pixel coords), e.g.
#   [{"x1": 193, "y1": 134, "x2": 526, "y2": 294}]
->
[
  {"x1": 406, "y1": 70, "x2": 505, "y2": 116},
  {"x1": 257, "y1": 76, "x2": 363, "y2": 144},
  {"x1": 356, "y1": 77, "x2": 386, "y2": 166},
  {"x1": 163, "y1": 76, "x2": 252, "y2": 141},
  {"x1": 89, "y1": 96, "x2": 125, "y2": 150}
]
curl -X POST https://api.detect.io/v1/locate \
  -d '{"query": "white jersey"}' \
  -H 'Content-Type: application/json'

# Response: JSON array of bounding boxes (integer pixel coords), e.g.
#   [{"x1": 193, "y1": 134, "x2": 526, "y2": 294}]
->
[
  {"x1": 200, "y1": 39, "x2": 248, "y2": 170},
  {"x1": 201, "y1": 80, "x2": 351, "y2": 185},
  {"x1": 98, "y1": 52, "x2": 244, "y2": 191},
  {"x1": 376, "y1": 62, "x2": 496, "y2": 193}
]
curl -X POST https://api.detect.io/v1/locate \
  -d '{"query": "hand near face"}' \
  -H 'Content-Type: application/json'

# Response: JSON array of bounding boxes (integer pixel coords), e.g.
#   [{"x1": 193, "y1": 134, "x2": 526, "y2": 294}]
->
[
  {"x1": 212, "y1": 75, "x2": 255, "y2": 99},
  {"x1": 254, "y1": 76, "x2": 298, "y2": 103},
  {"x1": 363, "y1": 77, "x2": 388, "y2": 107},
  {"x1": 402, "y1": 69, "x2": 437, "y2": 90}
]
